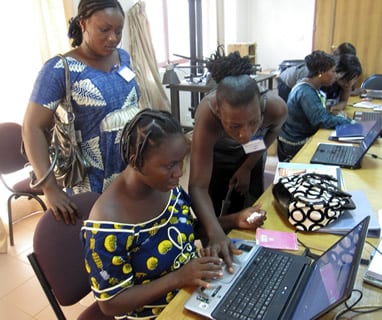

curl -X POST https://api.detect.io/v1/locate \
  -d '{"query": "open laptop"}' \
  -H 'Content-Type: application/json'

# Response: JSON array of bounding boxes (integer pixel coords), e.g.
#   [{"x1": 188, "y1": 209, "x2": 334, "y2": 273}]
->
[
  {"x1": 353, "y1": 111, "x2": 382, "y2": 122},
  {"x1": 310, "y1": 120, "x2": 381, "y2": 169},
  {"x1": 364, "y1": 89, "x2": 382, "y2": 99},
  {"x1": 184, "y1": 217, "x2": 369, "y2": 320}
]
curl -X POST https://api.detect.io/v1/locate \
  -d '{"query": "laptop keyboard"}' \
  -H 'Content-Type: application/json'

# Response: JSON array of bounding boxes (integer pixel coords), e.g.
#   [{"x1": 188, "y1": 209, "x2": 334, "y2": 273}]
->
[
  {"x1": 325, "y1": 144, "x2": 355, "y2": 164},
  {"x1": 353, "y1": 111, "x2": 382, "y2": 122},
  {"x1": 215, "y1": 249, "x2": 293, "y2": 320}
]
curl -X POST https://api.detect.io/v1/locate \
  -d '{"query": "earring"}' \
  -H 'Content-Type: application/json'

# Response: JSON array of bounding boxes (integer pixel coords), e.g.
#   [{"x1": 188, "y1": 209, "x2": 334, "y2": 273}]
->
[{"x1": 318, "y1": 74, "x2": 322, "y2": 78}]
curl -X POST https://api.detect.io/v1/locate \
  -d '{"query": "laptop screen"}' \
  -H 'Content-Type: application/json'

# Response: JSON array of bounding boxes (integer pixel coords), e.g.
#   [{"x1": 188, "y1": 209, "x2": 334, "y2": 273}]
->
[
  {"x1": 360, "y1": 121, "x2": 381, "y2": 152},
  {"x1": 291, "y1": 217, "x2": 369, "y2": 319}
]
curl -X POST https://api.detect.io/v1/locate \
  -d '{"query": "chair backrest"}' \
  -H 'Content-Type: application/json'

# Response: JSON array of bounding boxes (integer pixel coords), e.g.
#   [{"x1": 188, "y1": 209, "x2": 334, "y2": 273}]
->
[
  {"x1": 278, "y1": 59, "x2": 305, "y2": 74},
  {"x1": 0, "y1": 122, "x2": 26, "y2": 175},
  {"x1": 361, "y1": 74, "x2": 382, "y2": 90},
  {"x1": 28, "y1": 192, "x2": 100, "y2": 307}
]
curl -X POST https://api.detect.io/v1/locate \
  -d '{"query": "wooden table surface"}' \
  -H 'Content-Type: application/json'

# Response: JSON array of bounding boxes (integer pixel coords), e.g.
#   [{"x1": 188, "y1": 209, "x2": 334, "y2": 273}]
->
[{"x1": 158, "y1": 100, "x2": 382, "y2": 319}]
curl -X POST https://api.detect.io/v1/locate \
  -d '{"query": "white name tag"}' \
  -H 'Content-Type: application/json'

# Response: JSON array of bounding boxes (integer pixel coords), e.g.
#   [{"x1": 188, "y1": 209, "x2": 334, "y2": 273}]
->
[
  {"x1": 242, "y1": 138, "x2": 266, "y2": 154},
  {"x1": 118, "y1": 65, "x2": 135, "y2": 82}
]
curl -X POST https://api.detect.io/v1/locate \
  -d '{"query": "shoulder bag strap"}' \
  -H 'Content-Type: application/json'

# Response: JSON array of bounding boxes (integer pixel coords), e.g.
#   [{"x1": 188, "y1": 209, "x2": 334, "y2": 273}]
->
[
  {"x1": 57, "y1": 54, "x2": 74, "y2": 114},
  {"x1": 30, "y1": 55, "x2": 75, "y2": 189}
]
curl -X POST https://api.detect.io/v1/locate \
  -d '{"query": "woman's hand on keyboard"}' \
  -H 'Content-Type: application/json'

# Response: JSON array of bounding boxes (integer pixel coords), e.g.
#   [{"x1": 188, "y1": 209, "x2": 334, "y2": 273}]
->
[
  {"x1": 200, "y1": 231, "x2": 242, "y2": 275},
  {"x1": 174, "y1": 256, "x2": 224, "y2": 288}
]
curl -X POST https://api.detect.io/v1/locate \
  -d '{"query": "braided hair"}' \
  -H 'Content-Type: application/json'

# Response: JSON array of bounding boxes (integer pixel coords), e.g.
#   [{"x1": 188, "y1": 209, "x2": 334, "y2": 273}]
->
[
  {"x1": 207, "y1": 51, "x2": 260, "y2": 108},
  {"x1": 120, "y1": 109, "x2": 184, "y2": 169},
  {"x1": 68, "y1": 0, "x2": 124, "y2": 48}
]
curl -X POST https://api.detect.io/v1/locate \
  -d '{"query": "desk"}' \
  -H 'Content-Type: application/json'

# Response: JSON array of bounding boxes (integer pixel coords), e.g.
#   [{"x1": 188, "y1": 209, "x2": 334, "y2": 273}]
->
[
  {"x1": 158, "y1": 102, "x2": 382, "y2": 319},
  {"x1": 168, "y1": 74, "x2": 276, "y2": 127}
]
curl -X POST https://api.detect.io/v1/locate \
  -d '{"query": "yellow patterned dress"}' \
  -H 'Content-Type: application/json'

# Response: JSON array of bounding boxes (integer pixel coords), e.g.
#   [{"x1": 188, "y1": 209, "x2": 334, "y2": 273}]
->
[{"x1": 81, "y1": 186, "x2": 197, "y2": 319}]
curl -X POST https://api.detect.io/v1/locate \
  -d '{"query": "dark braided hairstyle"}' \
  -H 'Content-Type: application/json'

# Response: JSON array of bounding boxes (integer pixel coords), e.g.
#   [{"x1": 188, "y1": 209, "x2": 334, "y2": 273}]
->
[
  {"x1": 207, "y1": 51, "x2": 261, "y2": 108},
  {"x1": 68, "y1": 0, "x2": 124, "y2": 48},
  {"x1": 120, "y1": 109, "x2": 184, "y2": 169}
]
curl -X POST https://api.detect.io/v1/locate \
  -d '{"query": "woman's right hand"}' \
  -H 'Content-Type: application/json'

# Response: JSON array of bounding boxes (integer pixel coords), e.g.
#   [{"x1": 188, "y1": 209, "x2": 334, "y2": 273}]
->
[
  {"x1": 199, "y1": 230, "x2": 242, "y2": 275},
  {"x1": 176, "y1": 256, "x2": 224, "y2": 288},
  {"x1": 43, "y1": 183, "x2": 80, "y2": 224}
]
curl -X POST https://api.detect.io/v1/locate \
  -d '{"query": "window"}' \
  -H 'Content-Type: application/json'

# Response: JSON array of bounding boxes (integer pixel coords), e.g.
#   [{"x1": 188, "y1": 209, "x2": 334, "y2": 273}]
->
[
  {"x1": 145, "y1": 0, "x2": 217, "y2": 68},
  {"x1": 145, "y1": 0, "x2": 190, "y2": 66}
]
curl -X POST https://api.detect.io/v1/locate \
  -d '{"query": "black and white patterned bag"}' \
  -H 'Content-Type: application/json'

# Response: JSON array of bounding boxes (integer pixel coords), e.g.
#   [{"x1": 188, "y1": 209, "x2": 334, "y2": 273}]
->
[{"x1": 272, "y1": 173, "x2": 356, "y2": 231}]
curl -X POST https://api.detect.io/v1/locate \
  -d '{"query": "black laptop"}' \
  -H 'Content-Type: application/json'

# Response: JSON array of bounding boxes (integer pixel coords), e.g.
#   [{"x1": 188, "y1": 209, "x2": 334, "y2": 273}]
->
[
  {"x1": 310, "y1": 120, "x2": 381, "y2": 169},
  {"x1": 184, "y1": 217, "x2": 370, "y2": 320}
]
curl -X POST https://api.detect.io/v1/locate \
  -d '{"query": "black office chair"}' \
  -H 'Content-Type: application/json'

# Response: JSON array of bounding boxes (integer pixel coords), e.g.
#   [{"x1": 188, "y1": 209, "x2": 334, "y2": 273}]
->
[
  {"x1": 361, "y1": 74, "x2": 382, "y2": 90},
  {"x1": 27, "y1": 192, "x2": 113, "y2": 320},
  {"x1": 0, "y1": 122, "x2": 47, "y2": 246}
]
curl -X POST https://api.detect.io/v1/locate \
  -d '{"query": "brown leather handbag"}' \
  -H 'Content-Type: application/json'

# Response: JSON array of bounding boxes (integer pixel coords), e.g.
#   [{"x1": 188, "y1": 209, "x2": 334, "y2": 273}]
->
[{"x1": 26, "y1": 54, "x2": 89, "y2": 189}]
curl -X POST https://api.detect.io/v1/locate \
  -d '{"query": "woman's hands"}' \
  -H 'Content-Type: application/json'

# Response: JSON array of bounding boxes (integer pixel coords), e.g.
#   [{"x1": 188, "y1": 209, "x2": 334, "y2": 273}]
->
[
  {"x1": 199, "y1": 229, "x2": 242, "y2": 274},
  {"x1": 176, "y1": 256, "x2": 225, "y2": 288},
  {"x1": 43, "y1": 182, "x2": 80, "y2": 224},
  {"x1": 200, "y1": 203, "x2": 265, "y2": 274}
]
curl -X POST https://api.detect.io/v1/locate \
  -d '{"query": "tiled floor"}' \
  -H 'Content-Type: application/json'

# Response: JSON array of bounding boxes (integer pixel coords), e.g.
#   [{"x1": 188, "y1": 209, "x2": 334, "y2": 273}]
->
[{"x1": 0, "y1": 154, "x2": 278, "y2": 319}]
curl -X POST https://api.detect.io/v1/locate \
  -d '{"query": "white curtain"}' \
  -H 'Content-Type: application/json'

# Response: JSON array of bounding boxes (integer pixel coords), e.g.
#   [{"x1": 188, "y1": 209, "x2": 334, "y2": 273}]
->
[
  {"x1": 126, "y1": 1, "x2": 170, "y2": 111},
  {"x1": 34, "y1": 1, "x2": 71, "y2": 62},
  {"x1": 0, "y1": 1, "x2": 69, "y2": 124}
]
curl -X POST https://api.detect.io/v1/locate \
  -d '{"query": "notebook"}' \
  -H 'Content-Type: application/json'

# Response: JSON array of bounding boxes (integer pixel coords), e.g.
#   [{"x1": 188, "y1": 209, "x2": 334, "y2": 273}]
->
[
  {"x1": 184, "y1": 217, "x2": 369, "y2": 320},
  {"x1": 329, "y1": 120, "x2": 377, "y2": 142},
  {"x1": 310, "y1": 120, "x2": 381, "y2": 169},
  {"x1": 363, "y1": 240, "x2": 382, "y2": 288}
]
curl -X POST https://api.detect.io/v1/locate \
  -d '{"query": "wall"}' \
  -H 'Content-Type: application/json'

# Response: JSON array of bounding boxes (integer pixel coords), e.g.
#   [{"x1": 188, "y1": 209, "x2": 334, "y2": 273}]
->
[
  {"x1": 0, "y1": 0, "x2": 315, "y2": 125},
  {"x1": 0, "y1": 1, "x2": 69, "y2": 124},
  {"x1": 223, "y1": 0, "x2": 315, "y2": 71}
]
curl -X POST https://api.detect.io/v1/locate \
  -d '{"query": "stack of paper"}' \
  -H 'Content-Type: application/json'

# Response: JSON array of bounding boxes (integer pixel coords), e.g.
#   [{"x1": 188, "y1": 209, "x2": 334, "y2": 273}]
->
[
  {"x1": 353, "y1": 101, "x2": 382, "y2": 109},
  {"x1": 273, "y1": 162, "x2": 344, "y2": 189},
  {"x1": 317, "y1": 190, "x2": 381, "y2": 238},
  {"x1": 363, "y1": 240, "x2": 382, "y2": 288}
]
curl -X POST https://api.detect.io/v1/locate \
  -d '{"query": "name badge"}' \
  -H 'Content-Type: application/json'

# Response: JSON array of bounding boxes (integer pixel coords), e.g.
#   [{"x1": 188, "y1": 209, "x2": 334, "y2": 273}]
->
[
  {"x1": 118, "y1": 65, "x2": 135, "y2": 82},
  {"x1": 242, "y1": 137, "x2": 266, "y2": 154}
]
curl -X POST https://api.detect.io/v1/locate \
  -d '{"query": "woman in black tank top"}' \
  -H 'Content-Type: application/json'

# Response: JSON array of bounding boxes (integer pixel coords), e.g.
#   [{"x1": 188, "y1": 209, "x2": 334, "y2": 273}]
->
[{"x1": 188, "y1": 51, "x2": 287, "y2": 269}]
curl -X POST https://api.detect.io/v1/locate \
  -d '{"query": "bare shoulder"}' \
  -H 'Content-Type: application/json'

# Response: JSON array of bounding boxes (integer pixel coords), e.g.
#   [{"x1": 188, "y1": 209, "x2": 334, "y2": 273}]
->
[
  {"x1": 193, "y1": 93, "x2": 222, "y2": 140},
  {"x1": 89, "y1": 180, "x2": 126, "y2": 222},
  {"x1": 264, "y1": 91, "x2": 288, "y2": 123}
]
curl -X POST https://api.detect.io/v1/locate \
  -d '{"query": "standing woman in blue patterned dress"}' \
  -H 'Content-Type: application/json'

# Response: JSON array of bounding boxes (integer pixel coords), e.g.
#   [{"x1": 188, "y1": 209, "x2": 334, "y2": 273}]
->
[
  {"x1": 22, "y1": 0, "x2": 140, "y2": 224},
  {"x1": 81, "y1": 109, "x2": 224, "y2": 319}
]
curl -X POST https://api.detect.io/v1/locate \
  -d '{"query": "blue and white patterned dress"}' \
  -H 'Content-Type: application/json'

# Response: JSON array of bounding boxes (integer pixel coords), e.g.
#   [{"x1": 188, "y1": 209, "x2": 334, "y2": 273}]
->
[
  {"x1": 81, "y1": 186, "x2": 197, "y2": 319},
  {"x1": 30, "y1": 48, "x2": 140, "y2": 193}
]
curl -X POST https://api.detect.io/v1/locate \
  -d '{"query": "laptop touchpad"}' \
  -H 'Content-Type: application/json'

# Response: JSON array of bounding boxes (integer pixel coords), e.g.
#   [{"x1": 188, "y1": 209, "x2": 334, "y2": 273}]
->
[{"x1": 220, "y1": 262, "x2": 241, "y2": 284}]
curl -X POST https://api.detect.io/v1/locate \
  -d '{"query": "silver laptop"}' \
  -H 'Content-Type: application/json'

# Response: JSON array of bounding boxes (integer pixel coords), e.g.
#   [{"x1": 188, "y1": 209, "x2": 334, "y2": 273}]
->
[
  {"x1": 310, "y1": 120, "x2": 381, "y2": 169},
  {"x1": 353, "y1": 111, "x2": 382, "y2": 122},
  {"x1": 365, "y1": 89, "x2": 382, "y2": 99},
  {"x1": 184, "y1": 217, "x2": 369, "y2": 320}
]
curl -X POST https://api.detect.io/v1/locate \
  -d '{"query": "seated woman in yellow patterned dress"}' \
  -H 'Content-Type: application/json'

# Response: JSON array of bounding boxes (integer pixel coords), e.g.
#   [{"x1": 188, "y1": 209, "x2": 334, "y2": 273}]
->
[{"x1": 81, "y1": 109, "x2": 224, "y2": 319}]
